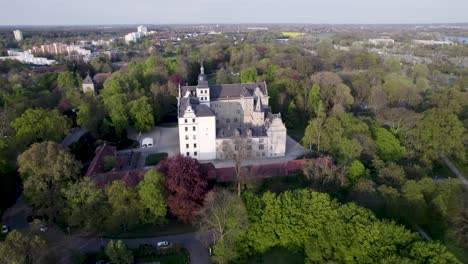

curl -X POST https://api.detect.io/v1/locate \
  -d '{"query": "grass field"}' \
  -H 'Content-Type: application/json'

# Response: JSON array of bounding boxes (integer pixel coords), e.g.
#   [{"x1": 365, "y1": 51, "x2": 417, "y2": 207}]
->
[{"x1": 281, "y1": 32, "x2": 306, "y2": 38}]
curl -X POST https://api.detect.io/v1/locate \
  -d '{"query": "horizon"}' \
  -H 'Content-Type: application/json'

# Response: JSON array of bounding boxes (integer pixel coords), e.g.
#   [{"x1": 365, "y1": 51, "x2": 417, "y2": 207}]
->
[{"x1": 2, "y1": 0, "x2": 467, "y2": 26}]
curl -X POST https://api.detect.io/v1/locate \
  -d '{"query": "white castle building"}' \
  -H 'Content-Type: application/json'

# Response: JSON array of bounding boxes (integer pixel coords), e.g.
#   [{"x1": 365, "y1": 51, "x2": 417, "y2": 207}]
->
[{"x1": 177, "y1": 63, "x2": 287, "y2": 160}]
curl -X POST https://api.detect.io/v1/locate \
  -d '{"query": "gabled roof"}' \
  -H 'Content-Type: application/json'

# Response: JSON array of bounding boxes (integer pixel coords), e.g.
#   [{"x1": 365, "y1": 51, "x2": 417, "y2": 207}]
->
[
  {"x1": 178, "y1": 97, "x2": 215, "y2": 117},
  {"x1": 180, "y1": 82, "x2": 267, "y2": 100},
  {"x1": 83, "y1": 74, "x2": 94, "y2": 85}
]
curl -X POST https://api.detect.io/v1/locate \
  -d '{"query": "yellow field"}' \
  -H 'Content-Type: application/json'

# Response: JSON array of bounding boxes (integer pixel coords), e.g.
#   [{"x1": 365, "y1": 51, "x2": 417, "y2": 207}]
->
[{"x1": 281, "y1": 32, "x2": 306, "y2": 37}]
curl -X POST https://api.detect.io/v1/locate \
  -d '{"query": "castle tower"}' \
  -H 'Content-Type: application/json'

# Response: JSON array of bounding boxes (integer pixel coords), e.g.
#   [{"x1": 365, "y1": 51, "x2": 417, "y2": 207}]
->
[{"x1": 196, "y1": 61, "x2": 210, "y2": 106}]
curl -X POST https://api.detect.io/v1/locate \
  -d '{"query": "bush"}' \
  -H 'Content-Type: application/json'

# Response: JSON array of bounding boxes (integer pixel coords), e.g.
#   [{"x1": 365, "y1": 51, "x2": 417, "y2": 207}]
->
[
  {"x1": 104, "y1": 155, "x2": 117, "y2": 172},
  {"x1": 145, "y1": 153, "x2": 168, "y2": 166}
]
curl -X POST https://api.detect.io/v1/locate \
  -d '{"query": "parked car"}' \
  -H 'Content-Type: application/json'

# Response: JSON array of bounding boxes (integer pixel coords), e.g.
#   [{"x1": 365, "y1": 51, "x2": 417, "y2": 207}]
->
[
  {"x1": 156, "y1": 241, "x2": 172, "y2": 249},
  {"x1": 1, "y1": 225, "x2": 9, "y2": 234}
]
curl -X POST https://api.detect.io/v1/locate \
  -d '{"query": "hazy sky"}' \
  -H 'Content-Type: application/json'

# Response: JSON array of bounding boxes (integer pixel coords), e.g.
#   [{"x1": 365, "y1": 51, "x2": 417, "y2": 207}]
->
[{"x1": 2, "y1": 0, "x2": 467, "y2": 25}]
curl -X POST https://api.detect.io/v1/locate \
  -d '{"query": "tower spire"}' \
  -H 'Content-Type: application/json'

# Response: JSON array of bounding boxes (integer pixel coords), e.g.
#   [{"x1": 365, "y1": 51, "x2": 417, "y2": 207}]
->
[{"x1": 200, "y1": 60, "x2": 205, "y2": 74}]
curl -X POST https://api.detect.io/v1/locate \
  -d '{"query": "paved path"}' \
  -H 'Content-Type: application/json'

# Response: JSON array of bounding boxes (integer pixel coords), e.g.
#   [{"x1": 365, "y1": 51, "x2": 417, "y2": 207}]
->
[
  {"x1": 440, "y1": 154, "x2": 468, "y2": 186},
  {"x1": 1, "y1": 196, "x2": 30, "y2": 230},
  {"x1": 62, "y1": 127, "x2": 88, "y2": 147},
  {"x1": 204, "y1": 136, "x2": 309, "y2": 168},
  {"x1": 57, "y1": 232, "x2": 211, "y2": 264}
]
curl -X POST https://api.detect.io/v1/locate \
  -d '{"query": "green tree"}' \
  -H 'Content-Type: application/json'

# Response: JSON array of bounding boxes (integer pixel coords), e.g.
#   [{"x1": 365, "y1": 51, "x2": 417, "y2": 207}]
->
[
  {"x1": 195, "y1": 189, "x2": 248, "y2": 264},
  {"x1": 216, "y1": 68, "x2": 230, "y2": 84},
  {"x1": 62, "y1": 177, "x2": 109, "y2": 231},
  {"x1": 12, "y1": 108, "x2": 70, "y2": 146},
  {"x1": 137, "y1": 170, "x2": 166, "y2": 224},
  {"x1": 406, "y1": 108, "x2": 465, "y2": 162},
  {"x1": 106, "y1": 180, "x2": 141, "y2": 231},
  {"x1": 103, "y1": 94, "x2": 130, "y2": 137},
  {"x1": 373, "y1": 127, "x2": 406, "y2": 162},
  {"x1": 302, "y1": 112, "x2": 326, "y2": 151},
  {"x1": 0, "y1": 230, "x2": 47, "y2": 264},
  {"x1": 129, "y1": 96, "x2": 154, "y2": 132},
  {"x1": 18, "y1": 141, "x2": 81, "y2": 219},
  {"x1": 105, "y1": 240, "x2": 134, "y2": 264},
  {"x1": 307, "y1": 84, "x2": 324, "y2": 116},
  {"x1": 57, "y1": 71, "x2": 79, "y2": 89},
  {"x1": 346, "y1": 160, "x2": 369, "y2": 184},
  {"x1": 240, "y1": 66, "x2": 258, "y2": 83}
]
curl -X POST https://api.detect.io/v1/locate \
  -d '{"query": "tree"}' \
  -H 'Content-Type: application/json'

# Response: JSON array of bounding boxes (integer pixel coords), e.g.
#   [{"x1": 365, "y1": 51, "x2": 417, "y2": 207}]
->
[
  {"x1": 103, "y1": 94, "x2": 129, "y2": 137},
  {"x1": 76, "y1": 96, "x2": 104, "y2": 133},
  {"x1": 376, "y1": 107, "x2": 419, "y2": 134},
  {"x1": 406, "y1": 108, "x2": 465, "y2": 162},
  {"x1": 106, "y1": 180, "x2": 141, "y2": 231},
  {"x1": 373, "y1": 127, "x2": 406, "y2": 162},
  {"x1": 302, "y1": 112, "x2": 326, "y2": 151},
  {"x1": 137, "y1": 170, "x2": 166, "y2": 224},
  {"x1": 57, "y1": 71, "x2": 79, "y2": 89},
  {"x1": 0, "y1": 230, "x2": 47, "y2": 264},
  {"x1": 18, "y1": 141, "x2": 81, "y2": 219},
  {"x1": 307, "y1": 84, "x2": 324, "y2": 116},
  {"x1": 429, "y1": 86, "x2": 468, "y2": 115},
  {"x1": 331, "y1": 83, "x2": 354, "y2": 112},
  {"x1": 346, "y1": 160, "x2": 369, "y2": 184},
  {"x1": 376, "y1": 162, "x2": 406, "y2": 188},
  {"x1": 11, "y1": 108, "x2": 70, "y2": 146},
  {"x1": 222, "y1": 137, "x2": 249, "y2": 196},
  {"x1": 216, "y1": 68, "x2": 230, "y2": 84},
  {"x1": 62, "y1": 177, "x2": 108, "y2": 231},
  {"x1": 129, "y1": 96, "x2": 154, "y2": 132},
  {"x1": 303, "y1": 160, "x2": 348, "y2": 192},
  {"x1": 105, "y1": 240, "x2": 134, "y2": 264},
  {"x1": 160, "y1": 155, "x2": 208, "y2": 222},
  {"x1": 195, "y1": 189, "x2": 248, "y2": 264},
  {"x1": 240, "y1": 66, "x2": 258, "y2": 83}
]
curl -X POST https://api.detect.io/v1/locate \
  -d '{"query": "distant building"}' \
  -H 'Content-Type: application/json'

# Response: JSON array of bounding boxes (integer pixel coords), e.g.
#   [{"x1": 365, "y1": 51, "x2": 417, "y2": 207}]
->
[
  {"x1": 13, "y1": 30, "x2": 23, "y2": 41},
  {"x1": 369, "y1": 38, "x2": 395, "y2": 46},
  {"x1": 30, "y1": 43, "x2": 91, "y2": 56},
  {"x1": 0, "y1": 50, "x2": 55, "y2": 65},
  {"x1": 137, "y1": 25, "x2": 148, "y2": 34},
  {"x1": 82, "y1": 75, "x2": 96, "y2": 94},
  {"x1": 177, "y1": 62, "x2": 287, "y2": 160},
  {"x1": 414, "y1": 39, "x2": 454, "y2": 46}
]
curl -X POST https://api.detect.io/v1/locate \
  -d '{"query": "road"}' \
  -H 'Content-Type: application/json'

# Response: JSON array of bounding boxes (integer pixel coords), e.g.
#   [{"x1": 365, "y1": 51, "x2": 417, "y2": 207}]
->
[{"x1": 56, "y1": 232, "x2": 211, "y2": 264}]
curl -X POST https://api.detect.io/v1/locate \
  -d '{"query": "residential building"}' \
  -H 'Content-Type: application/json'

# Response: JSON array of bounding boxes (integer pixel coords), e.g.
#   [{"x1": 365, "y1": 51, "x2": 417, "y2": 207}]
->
[
  {"x1": 177, "y1": 63, "x2": 287, "y2": 161},
  {"x1": 13, "y1": 30, "x2": 23, "y2": 41},
  {"x1": 0, "y1": 50, "x2": 55, "y2": 65},
  {"x1": 369, "y1": 38, "x2": 395, "y2": 46},
  {"x1": 30, "y1": 43, "x2": 91, "y2": 56}
]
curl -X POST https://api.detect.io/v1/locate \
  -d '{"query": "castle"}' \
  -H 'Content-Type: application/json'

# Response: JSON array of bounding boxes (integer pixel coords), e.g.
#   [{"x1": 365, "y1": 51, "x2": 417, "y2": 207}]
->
[{"x1": 177, "y1": 63, "x2": 287, "y2": 160}]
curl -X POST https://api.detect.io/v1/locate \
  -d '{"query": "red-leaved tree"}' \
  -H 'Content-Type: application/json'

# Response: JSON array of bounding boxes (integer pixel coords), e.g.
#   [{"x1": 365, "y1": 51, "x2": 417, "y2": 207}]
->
[{"x1": 158, "y1": 155, "x2": 208, "y2": 222}]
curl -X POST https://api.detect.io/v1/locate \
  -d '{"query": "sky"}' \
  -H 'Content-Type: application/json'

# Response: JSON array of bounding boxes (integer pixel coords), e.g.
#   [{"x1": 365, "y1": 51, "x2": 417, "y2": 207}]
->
[{"x1": 1, "y1": 0, "x2": 467, "y2": 25}]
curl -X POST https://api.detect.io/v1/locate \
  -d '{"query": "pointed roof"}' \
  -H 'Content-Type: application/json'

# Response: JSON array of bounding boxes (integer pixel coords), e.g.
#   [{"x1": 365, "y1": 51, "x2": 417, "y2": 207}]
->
[{"x1": 83, "y1": 74, "x2": 94, "y2": 85}]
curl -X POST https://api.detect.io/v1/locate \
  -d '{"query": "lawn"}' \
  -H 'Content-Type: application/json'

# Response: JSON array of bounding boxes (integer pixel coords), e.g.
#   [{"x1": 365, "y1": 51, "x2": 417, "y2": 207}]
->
[
  {"x1": 281, "y1": 32, "x2": 306, "y2": 38},
  {"x1": 104, "y1": 220, "x2": 195, "y2": 239},
  {"x1": 145, "y1": 152, "x2": 169, "y2": 166},
  {"x1": 247, "y1": 247, "x2": 305, "y2": 264}
]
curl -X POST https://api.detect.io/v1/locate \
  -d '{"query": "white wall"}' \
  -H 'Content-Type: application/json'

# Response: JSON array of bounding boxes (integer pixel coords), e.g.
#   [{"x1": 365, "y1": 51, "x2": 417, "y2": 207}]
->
[{"x1": 178, "y1": 115, "x2": 216, "y2": 160}]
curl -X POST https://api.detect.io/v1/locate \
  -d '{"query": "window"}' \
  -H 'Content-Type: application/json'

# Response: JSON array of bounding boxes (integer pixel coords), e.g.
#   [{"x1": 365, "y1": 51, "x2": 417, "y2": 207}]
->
[
  {"x1": 259, "y1": 144, "x2": 264, "y2": 150},
  {"x1": 186, "y1": 152, "x2": 190, "y2": 156},
  {"x1": 193, "y1": 135, "x2": 197, "y2": 140},
  {"x1": 237, "y1": 110, "x2": 241, "y2": 114},
  {"x1": 194, "y1": 143, "x2": 197, "y2": 148},
  {"x1": 200, "y1": 90, "x2": 204, "y2": 94},
  {"x1": 193, "y1": 126, "x2": 196, "y2": 131},
  {"x1": 184, "y1": 119, "x2": 187, "y2": 123},
  {"x1": 185, "y1": 127, "x2": 188, "y2": 132},
  {"x1": 194, "y1": 151, "x2": 197, "y2": 156},
  {"x1": 185, "y1": 135, "x2": 189, "y2": 140},
  {"x1": 259, "y1": 139, "x2": 264, "y2": 143},
  {"x1": 192, "y1": 118, "x2": 195, "y2": 122},
  {"x1": 226, "y1": 118, "x2": 230, "y2": 123},
  {"x1": 186, "y1": 144, "x2": 189, "y2": 148},
  {"x1": 247, "y1": 145, "x2": 252, "y2": 150},
  {"x1": 262, "y1": 152, "x2": 265, "y2": 157},
  {"x1": 234, "y1": 118, "x2": 238, "y2": 123}
]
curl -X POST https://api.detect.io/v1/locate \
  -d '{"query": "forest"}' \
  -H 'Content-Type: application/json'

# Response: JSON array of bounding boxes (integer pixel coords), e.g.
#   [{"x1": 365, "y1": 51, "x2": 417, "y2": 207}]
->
[{"x1": 0, "y1": 30, "x2": 467, "y2": 263}]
